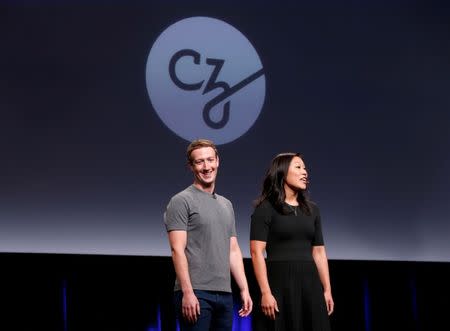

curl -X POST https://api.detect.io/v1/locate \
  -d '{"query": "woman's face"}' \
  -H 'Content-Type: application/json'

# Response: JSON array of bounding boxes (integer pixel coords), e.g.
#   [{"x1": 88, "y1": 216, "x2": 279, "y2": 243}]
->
[{"x1": 284, "y1": 156, "x2": 308, "y2": 191}]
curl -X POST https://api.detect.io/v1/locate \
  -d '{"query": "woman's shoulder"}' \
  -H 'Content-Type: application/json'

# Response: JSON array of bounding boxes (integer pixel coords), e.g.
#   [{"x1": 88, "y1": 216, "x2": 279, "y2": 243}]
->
[
  {"x1": 307, "y1": 200, "x2": 321, "y2": 215},
  {"x1": 252, "y1": 199, "x2": 274, "y2": 215},
  {"x1": 256, "y1": 199, "x2": 274, "y2": 209}
]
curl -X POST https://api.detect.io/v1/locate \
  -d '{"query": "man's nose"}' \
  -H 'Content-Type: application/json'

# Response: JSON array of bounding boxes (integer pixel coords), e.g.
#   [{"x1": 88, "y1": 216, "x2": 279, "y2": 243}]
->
[{"x1": 203, "y1": 161, "x2": 211, "y2": 170}]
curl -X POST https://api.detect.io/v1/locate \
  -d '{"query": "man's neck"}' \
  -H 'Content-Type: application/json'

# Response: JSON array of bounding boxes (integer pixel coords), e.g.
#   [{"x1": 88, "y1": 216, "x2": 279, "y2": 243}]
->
[{"x1": 193, "y1": 182, "x2": 215, "y2": 194}]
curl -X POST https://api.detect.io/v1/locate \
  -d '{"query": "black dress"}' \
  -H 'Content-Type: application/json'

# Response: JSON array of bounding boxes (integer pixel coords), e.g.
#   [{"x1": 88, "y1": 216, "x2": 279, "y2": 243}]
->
[{"x1": 250, "y1": 200, "x2": 331, "y2": 331}]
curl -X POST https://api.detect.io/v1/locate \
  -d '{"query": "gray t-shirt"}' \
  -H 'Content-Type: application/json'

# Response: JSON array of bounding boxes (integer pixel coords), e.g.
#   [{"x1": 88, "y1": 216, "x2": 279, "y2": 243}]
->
[{"x1": 164, "y1": 185, "x2": 237, "y2": 292}]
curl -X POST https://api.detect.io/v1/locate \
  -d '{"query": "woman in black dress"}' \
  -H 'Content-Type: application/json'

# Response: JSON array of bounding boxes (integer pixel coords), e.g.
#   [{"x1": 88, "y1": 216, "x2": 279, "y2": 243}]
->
[{"x1": 250, "y1": 153, "x2": 334, "y2": 331}]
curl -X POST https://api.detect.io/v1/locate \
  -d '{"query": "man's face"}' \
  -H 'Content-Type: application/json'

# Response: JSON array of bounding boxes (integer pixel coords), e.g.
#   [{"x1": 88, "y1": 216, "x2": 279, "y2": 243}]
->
[{"x1": 190, "y1": 147, "x2": 219, "y2": 189}]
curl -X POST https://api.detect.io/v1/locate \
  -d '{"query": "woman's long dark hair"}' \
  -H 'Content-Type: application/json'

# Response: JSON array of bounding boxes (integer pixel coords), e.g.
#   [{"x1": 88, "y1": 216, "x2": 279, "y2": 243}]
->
[{"x1": 255, "y1": 152, "x2": 311, "y2": 215}]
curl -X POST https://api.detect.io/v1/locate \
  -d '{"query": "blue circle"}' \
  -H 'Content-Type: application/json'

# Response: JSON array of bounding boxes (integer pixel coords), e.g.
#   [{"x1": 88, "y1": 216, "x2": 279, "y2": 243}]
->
[{"x1": 146, "y1": 17, "x2": 266, "y2": 145}]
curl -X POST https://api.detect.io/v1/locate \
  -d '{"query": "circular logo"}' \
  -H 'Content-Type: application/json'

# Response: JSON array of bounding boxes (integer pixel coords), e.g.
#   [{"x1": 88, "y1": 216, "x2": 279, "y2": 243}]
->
[{"x1": 145, "y1": 17, "x2": 265, "y2": 145}]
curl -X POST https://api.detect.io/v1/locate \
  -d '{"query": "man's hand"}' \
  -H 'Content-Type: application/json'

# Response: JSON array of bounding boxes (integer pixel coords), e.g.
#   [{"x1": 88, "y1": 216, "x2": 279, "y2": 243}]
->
[
  {"x1": 238, "y1": 289, "x2": 253, "y2": 317},
  {"x1": 182, "y1": 291, "x2": 200, "y2": 323}
]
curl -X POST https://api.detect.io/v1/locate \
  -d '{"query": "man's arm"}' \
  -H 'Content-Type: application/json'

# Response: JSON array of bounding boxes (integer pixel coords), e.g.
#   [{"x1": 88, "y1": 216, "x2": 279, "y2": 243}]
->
[
  {"x1": 168, "y1": 230, "x2": 200, "y2": 323},
  {"x1": 229, "y1": 236, "x2": 253, "y2": 317}
]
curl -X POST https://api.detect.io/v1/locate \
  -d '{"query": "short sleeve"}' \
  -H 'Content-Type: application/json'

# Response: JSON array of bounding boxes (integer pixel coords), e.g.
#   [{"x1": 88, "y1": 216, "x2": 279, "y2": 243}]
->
[
  {"x1": 311, "y1": 204, "x2": 325, "y2": 246},
  {"x1": 250, "y1": 200, "x2": 272, "y2": 242},
  {"x1": 164, "y1": 195, "x2": 189, "y2": 232},
  {"x1": 228, "y1": 200, "x2": 237, "y2": 238}
]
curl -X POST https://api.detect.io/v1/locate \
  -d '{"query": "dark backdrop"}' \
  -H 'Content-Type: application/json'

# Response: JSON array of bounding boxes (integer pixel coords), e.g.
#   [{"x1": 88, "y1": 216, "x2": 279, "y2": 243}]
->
[{"x1": 1, "y1": 1, "x2": 450, "y2": 259}]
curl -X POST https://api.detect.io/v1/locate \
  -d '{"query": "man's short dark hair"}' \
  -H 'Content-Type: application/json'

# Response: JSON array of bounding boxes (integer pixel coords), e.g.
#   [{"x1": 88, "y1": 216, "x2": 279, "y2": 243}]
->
[{"x1": 186, "y1": 139, "x2": 219, "y2": 164}]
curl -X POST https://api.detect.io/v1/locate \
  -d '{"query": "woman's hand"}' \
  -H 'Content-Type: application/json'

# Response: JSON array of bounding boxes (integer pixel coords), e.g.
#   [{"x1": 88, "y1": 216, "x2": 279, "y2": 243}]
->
[
  {"x1": 261, "y1": 292, "x2": 279, "y2": 320},
  {"x1": 324, "y1": 290, "x2": 334, "y2": 315}
]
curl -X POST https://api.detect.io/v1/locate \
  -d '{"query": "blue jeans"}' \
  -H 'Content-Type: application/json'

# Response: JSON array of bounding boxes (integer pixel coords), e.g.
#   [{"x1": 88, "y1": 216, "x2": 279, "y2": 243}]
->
[{"x1": 174, "y1": 290, "x2": 233, "y2": 331}]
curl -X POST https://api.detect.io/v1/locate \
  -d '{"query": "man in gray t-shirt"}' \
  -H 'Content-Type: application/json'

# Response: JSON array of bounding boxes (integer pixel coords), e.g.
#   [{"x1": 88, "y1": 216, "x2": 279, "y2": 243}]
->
[{"x1": 164, "y1": 139, "x2": 252, "y2": 330}]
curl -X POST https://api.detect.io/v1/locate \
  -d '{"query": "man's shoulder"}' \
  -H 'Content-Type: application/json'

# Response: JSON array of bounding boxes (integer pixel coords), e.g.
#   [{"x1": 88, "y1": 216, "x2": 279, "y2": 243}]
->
[
  {"x1": 168, "y1": 186, "x2": 196, "y2": 204},
  {"x1": 215, "y1": 193, "x2": 233, "y2": 207}
]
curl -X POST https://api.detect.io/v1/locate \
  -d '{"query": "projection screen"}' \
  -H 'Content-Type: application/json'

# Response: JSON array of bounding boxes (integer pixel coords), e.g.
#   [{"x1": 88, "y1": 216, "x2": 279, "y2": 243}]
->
[{"x1": 1, "y1": 0, "x2": 449, "y2": 261}]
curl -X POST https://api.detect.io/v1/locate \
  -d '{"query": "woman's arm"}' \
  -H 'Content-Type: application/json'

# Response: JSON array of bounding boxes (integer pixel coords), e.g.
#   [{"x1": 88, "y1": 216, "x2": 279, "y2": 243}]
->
[
  {"x1": 312, "y1": 245, "x2": 334, "y2": 315},
  {"x1": 250, "y1": 240, "x2": 279, "y2": 320}
]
